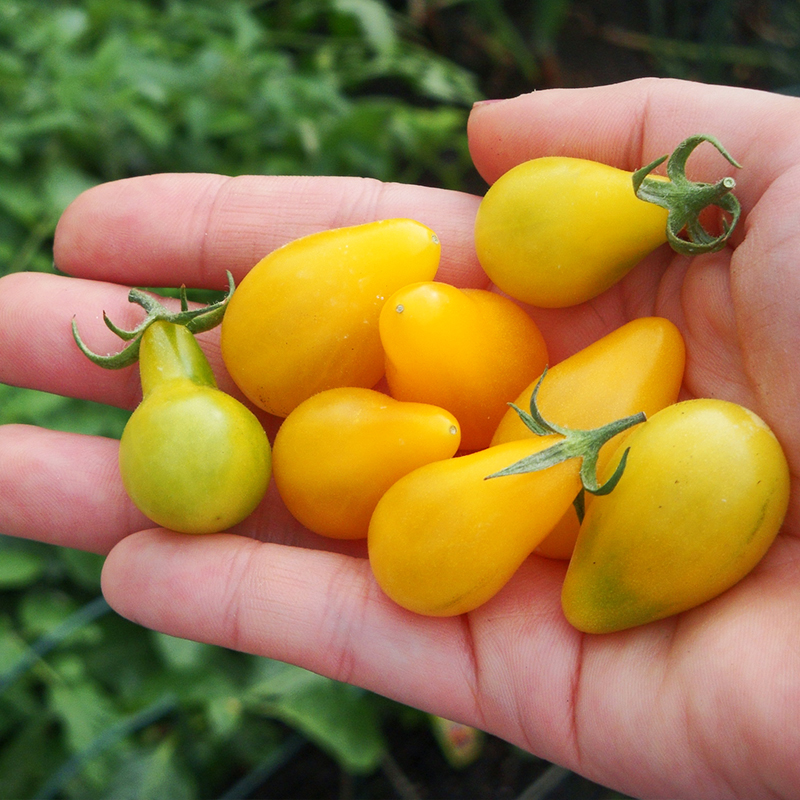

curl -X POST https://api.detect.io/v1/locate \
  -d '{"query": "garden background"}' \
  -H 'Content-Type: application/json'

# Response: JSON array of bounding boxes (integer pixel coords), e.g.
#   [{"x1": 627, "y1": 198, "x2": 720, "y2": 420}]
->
[{"x1": 2, "y1": 1, "x2": 799, "y2": 798}]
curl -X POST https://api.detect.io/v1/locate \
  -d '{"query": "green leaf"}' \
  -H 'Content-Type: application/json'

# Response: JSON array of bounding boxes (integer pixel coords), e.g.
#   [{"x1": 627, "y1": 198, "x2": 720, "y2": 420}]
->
[
  {"x1": 245, "y1": 661, "x2": 386, "y2": 774},
  {"x1": 0, "y1": 616, "x2": 30, "y2": 675},
  {"x1": 48, "y1": 679, "x2": 121, "y2": 754},
  {"x1": 103, "y1": 738, "x2": 195, "y2": 800},
  {"x1": 0, "y1": 715, "x2": 64, "y2": 800},
  {"x1": 206, "y1": 694, "x2": 244, "y2": 739},
  {"x1": 0, "y1": 170, "x2": 44, "y2": 225},
  {"x1": 333, "y1": 0, "x2": 397, "y2": 57},
  {"x1": 124, "y1": 104, "x2": 173, "y2": 149},
  {"x1": 0, "y1": 549, "x2": 46, "y2": 589},
  {"x1": 58, "y1": 548, "x2": 105, "y2": 592},
  {"x1": 0, "y1": 597, "x2": 111, "y2": 696},
  {"x1": 50, "y1": 8, "x2": 89, "y2": 44},
  {"x1": 35, "y1": 692, "x2": 178, "y2": 799},
  {"x1": 151, "y1": 631, "x2": 215, "y2": 671},
  {"x1": 43, "y1": 161, "x2": 97, "y2": 219},
  {"x1": 19, "y1": 590, "x2": 80, "y2": 639},
  {"x1": 532, "y1": 0, "x2": 571, "y2": 51},
  {"x1": 0, "y1": 385, "x2": 129, "y2": 436}
]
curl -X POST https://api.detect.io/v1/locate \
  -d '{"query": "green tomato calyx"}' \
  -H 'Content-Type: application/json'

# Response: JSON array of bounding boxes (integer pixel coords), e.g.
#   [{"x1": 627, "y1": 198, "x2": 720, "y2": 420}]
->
[
  {"x1": 633, "y1": 133, "x2": 741, "y2": 256},
  {"x1": 72, "y1": 272, "x2": 235, "y2": 369},
  {"x1": 485, "y1": 368, "x2": 645, "y2": 501}
]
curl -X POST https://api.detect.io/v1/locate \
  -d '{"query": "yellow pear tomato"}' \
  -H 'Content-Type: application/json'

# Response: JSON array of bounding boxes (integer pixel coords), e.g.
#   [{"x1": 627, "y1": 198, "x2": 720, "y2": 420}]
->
[
  {"x1": 368, "y1": 437, "x2": 582, "y2": 616},
  {"x1": 475, "y1": 136, "x2": 741, "y2": 307},
  {"x1": 272, "y1": 388, "x2": 460, "y2": 539},
  {"x1": 562, "y1": 399, "x2": 790, "y2": 634},
  {"x1": 379, "y1": 282, "x2": 548, "y2": 451},
  {"x1": 73, "y1": 281, "x2": 271, "y2": 535},
  {"x1": 492, "y1": 317, "x2": 685, "y2": 558},
  {"x1": 221, "y1": 219, "x2": 441, "y2": 417}
]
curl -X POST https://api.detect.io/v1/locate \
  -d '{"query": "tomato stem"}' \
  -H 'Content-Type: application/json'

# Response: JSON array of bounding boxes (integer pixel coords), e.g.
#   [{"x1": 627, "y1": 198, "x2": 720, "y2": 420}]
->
[
  {"x1": 632, "y1": 133, "x2": 741, "y2": 256},
  {"x1": 138, "y1": 321, "x2": 217, "y2": 394},
  {"x1": 72, "y1": 272, "x2": 235, "y2": 369},
  {"x1": 485, "y1": 368, "x2": 644, "y2": 496},
  {"x1": 573, "y1": 491, "x2": 586, "y2": 524}
]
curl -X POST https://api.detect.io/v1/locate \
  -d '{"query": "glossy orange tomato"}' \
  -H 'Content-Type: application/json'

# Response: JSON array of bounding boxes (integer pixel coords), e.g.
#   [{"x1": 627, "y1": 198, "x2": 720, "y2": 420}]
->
[
  {"x1": 492, "y1": 317, "x2": 685, "y2": 558},
  {"x1": 221, "y1": 219, "x2": 441, "y2": 417},
  {"x1": 272, "y1": 388, "x2": 460, "y2": 539},
  {"x1": 368, "y1": 436, "x2": 581, "y2": 616},
  {"x1": 378, "y1": 282, "x2": 548, "y2": 451}
]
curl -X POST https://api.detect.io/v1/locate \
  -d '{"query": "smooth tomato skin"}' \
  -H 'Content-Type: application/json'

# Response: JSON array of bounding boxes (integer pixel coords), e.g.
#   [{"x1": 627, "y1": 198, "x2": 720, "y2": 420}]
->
[
  {"x1": 220, "y1": 219, "x2": 441, "y2": 417},
  {"x1": 272, "y1": 388, "x2": 460, "y2": 539},
  {"x1": 474, "y1": 157, "x2": 669, "y2": 307},
  {"x1": 379, "y1": 282, "x2": 548, "y2": 451},
  {"x1": 562, "y1": 399, "x2": 791, "y2": 634},
  {"x1": 530, "y1": 512, "x2": 584, "y2": 561},
  {"x1": 119, "y1": 321, "x2": 271, "y2": 535},
  {"x1": 367, "y1": 437, "x2": 581, "y2": 616},
  {"x1": 492, "y1": 317, "x2": 686, "y2": 559},
  {"x1": 120, "y1": 382, "x2": 271, "y2": 534}
]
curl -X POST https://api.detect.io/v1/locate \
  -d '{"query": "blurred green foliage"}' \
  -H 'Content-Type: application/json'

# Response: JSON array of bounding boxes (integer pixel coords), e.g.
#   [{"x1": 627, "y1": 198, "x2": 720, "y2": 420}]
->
[
  {"x1": 0, "y1": 0, "x2": 481, "y2": 277},
  {"x1": 0, "y1": 538, "x2": 395, "y2": 798},
  {"x1": 3, "y1": 1, "x2": 800, "y2": 798},
  {"x1": 616, "y1": 0, "x2": 800, "y2": 90},
  {"x1": 0, "y1": 1, "x2": 481, "y2": 797}
]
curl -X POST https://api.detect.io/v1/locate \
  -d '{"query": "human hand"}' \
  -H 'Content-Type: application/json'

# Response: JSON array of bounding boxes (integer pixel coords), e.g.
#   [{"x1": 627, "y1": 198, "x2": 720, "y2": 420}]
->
[{"x1": 2, "y1": 78, "x2": 799, "y2": 800}]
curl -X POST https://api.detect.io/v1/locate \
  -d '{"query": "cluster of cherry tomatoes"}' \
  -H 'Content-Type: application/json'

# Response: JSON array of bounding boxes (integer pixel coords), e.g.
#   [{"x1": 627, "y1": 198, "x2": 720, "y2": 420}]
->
[{"x1": 75, "y1": 135, "x2": 790, "y2": 634}]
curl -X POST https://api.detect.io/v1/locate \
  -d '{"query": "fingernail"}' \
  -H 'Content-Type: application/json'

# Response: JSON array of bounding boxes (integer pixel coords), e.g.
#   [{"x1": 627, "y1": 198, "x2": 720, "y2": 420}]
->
[{"x1": 471, "y1": 98, "x2": 509, "y2": 108}]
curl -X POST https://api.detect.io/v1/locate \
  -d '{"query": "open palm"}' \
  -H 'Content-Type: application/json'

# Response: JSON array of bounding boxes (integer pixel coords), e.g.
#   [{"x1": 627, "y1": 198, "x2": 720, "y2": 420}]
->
[{"x1": 1, "y1": 78, "x2": 799, "y2": 800}]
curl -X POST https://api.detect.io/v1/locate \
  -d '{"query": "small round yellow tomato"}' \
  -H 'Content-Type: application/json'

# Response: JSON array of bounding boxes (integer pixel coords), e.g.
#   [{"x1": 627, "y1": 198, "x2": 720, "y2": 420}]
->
[
  {"x1": 272, "y1": 388, "x2": 460, "y2": 539},
  {"x1": 562, "y1": 399, "x2": 791, "y2": 634},
  {"x1": 474, "y1": 157, "x2": 669, "y2": 307},
  {"x1": 368, "y1": 437, "x2": 581, "y2": 616},
  {"x1": 493, "y1": 317, "x2": 685, "y2": 559},
  {"x1": 221, "y1": 219, "x2": 441, "y2": 417},
  {"x1": 379, "y1": 282, "x2": 548, "y2": 451}
]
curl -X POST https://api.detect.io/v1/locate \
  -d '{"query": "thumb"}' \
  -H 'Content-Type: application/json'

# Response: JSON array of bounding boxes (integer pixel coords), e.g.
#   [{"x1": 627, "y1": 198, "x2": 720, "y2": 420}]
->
[{"x1": 466, "y1": 77, "x2": 797, "y2": 203}]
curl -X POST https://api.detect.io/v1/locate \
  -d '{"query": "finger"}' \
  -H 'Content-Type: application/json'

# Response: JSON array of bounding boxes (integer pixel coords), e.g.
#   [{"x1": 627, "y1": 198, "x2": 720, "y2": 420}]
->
[
  {"x1": 101, "y1": 527, "x2": 585, "y2": 754},
  {"x1": 0, "y1": 424, "x2": 143, "y2": 553},
  {"x1": 467, "y1": 78, "x2": 800, "y2": 203},
  {"x1": 0, "y1": 271, "x2": 219, "y2": 407},
  {"x1": 101, "y1": 529, "x2": 488, "y2": 723},
  {"x1": 54, "y1": 174, "x2": 486, "y2": 289},
  {"x1": 0, "y1": 271, "x2": 280, "y2": 426},
  {"x1": 0, "y1": 424, "x2": 366, "y2": 555},
  {"x1": 0, "y1": 271, "x2": 144, "y2": 406},
  {"x1": 100, "y1": 506, "x2": 800, "y2": 799},
  {"x1": 5, "y1": 174, "x2": 486, "y2": 407}
]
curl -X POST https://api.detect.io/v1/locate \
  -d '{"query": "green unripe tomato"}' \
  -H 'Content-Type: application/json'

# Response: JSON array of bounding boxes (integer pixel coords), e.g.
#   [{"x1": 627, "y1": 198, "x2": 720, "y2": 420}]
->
[
  {"x1": 119, "y1": 321, "x2": 270, "y2": 534},
  {"x1": 120, "y1": 379, "x2": 271, "y2": 534}
]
